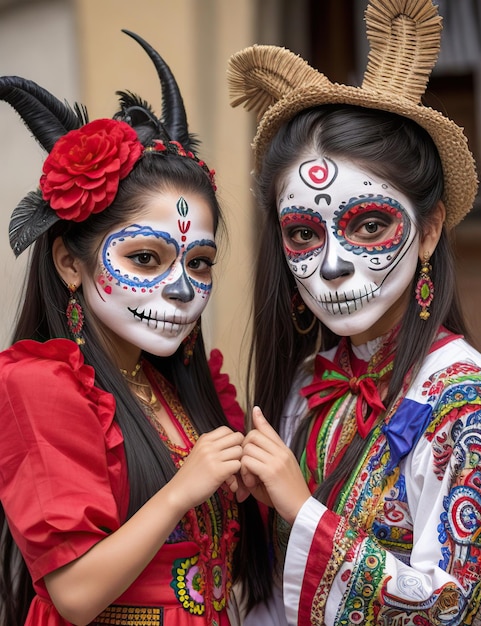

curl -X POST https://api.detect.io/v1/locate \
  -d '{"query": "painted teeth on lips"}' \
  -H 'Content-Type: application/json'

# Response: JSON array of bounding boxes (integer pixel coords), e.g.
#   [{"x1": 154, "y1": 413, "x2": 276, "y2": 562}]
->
[
  {"x1": 316, "y1": 283, "x2": 380, "y2": 315},
  {"x1": 128, "y1": 307, "x2": 192, "y2": 333}
]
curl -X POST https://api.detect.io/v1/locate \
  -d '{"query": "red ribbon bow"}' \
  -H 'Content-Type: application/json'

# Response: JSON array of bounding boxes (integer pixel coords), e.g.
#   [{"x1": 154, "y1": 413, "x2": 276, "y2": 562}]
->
[{"x1": 301, "y1": 355, "x2": 386, "y2": 438}]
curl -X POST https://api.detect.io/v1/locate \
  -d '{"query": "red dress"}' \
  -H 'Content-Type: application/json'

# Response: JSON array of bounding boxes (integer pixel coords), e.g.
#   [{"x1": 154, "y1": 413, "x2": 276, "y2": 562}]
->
[{"x1": 0, "y1": 339, "x2": 243, "y2": 626}]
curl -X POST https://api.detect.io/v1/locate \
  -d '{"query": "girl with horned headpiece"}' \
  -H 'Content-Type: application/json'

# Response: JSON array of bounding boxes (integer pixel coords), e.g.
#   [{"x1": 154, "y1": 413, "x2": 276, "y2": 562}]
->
[
  {"x1": 0, "y1": 30, "x2": 268, "y2": 626},
  {"x1": 228, "y1": 0, "x2": 481, "y2": 624}
]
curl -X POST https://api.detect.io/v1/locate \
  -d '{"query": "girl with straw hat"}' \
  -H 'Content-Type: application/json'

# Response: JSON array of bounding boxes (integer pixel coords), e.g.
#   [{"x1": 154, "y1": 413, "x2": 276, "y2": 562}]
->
[{"x1": 228, "y1": 0, "x2": 481, "y2": 624}]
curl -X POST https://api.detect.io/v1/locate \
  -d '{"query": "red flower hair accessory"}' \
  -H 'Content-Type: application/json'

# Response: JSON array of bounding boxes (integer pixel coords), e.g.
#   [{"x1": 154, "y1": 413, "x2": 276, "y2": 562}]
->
[{"x1": 40, "y1": 118, "x2": 143, "y2": 222}]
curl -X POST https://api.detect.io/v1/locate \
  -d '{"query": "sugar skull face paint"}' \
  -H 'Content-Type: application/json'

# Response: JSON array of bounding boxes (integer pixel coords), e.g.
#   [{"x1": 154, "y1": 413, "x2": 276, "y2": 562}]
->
[
  {"x1": 82, "y1": 189, "x2": 216, "y2": 357},
  {"x1": 278, "y1": 157, "x2": 421, "y2": 342}
]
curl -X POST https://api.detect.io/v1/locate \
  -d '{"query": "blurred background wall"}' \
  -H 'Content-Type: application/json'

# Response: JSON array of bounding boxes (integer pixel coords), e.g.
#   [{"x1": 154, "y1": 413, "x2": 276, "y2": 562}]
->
[{"x1": 0, "y1": 0, "x2": 480, "y2": 399}]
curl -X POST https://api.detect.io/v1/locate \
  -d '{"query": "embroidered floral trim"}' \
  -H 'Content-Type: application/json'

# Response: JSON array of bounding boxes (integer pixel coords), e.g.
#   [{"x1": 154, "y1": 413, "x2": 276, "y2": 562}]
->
[
  {"x1": 141, "y1": 362, "x2": 239, "y2": 622},
  {"x1": 171, "y1": 554, "x2": 205, "y2": 616}
]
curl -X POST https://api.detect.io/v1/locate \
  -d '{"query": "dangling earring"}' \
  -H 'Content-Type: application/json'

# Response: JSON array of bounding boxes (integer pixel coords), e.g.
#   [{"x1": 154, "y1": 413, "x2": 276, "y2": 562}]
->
[
  {"x1": 291, "y1": 289, "x2": 317, "y2": 335},
  {"x1": 415, "y1": 252, "x2": 434, "y2": 321},
  {"x1": 66, "y1": 284, "x2": 85, "y2": 345},
  {"x1": 182, "y1": 320, "x2": 200, "y2": 365}
]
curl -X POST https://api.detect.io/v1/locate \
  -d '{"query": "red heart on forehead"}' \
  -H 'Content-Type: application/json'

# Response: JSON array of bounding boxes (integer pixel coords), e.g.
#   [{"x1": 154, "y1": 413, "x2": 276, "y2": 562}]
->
[{"x1": 309, "y1": 163, "x2": 329, "y2": 184}]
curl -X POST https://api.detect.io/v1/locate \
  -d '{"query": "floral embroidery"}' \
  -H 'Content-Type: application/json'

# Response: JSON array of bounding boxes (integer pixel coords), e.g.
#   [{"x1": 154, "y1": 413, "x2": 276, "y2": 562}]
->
[
  {"x1": 336, "y1": 540, "x2": 386, "y2": 625},
  {"x1": 298, "y1": 331, "x2": 481, "y2": 625},
  {"x1": 141, "y1": 363, "x2": 240, "y2": 622},
  {"x1": 171, "y1": 555, "x2": 205, "y2": 616}
]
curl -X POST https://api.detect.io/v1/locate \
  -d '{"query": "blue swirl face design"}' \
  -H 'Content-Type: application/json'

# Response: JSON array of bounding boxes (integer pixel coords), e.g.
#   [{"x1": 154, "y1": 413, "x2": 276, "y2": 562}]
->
[
  {"x1": 81, "y1": 190, "x2": 216, "y2": 357},
  {"x1": 277, "y1": 157, "x2": 421, "y2": 342},
  {"x1": 102, "y1": 225, "x2": 213, "y2": 293}
]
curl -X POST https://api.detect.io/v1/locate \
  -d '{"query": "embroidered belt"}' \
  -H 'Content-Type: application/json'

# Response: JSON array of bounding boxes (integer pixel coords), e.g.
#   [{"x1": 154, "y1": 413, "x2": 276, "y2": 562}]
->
[{"x1": 92, "y1": 605, "x2": 164, "y2": 625}]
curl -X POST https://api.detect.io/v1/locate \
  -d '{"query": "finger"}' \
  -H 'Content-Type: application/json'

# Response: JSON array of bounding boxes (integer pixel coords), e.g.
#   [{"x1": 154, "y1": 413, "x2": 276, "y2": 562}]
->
[
  {"x1": 241, "y1": 454, "x2": 271, "y2": 483},
  {"x1": 235, "y1": 484, "x2": 251, "y2": 502},
  {"x1": 242, "y1": 428, "x2": 282, "y2": 459},
  {"x1": 233, "y1": 472, "x2": 251, "y2": 502},
  {"x1": 219, "y1": 443, "x2": 243, "y2": 462},
  {"x1": 225, "y1": 474, "x2": 239, "y2": 493},
  {"x1": 240, "y1": 465, "x2": 259, "y2": 489},
  {"x1": 242, "y1": 440, "x2": 273, "y2": 464},
  {"x1": 203, "y1": 425, "x2": 236, "y2": 441},
  {"x1": 199, "y1": 429, "x2": 244, "y2": 450},
  {"x1": 252, "y1": 406, "x2": 280, "y2": 440}
]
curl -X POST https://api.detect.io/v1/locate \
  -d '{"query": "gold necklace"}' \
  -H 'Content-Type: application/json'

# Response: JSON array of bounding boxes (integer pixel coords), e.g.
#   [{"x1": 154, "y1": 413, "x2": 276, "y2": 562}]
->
[
  {"x1": 120, "y1": 361, "x2": 161, "y2": 411},
  {"x1": 120, "y1": 362, "x2": 142, "y2": 379}
]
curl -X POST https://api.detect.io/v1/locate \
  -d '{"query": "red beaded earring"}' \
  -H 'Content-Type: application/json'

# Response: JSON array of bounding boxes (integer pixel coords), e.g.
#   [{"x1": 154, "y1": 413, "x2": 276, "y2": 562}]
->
[
  {"x1": 66, "y1": 284, "x2": 85, "y2": 345},
  {"x1": 415, "y1": 253, "x2": 434, "y2": 321}
]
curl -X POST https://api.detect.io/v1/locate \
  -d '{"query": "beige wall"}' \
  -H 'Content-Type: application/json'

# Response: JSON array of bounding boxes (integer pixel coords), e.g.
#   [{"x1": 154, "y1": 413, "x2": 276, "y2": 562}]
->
[
  {"x1": 0, "y1": 0, "x2": 263, "y2": 396},
  {"x1": 0, "y1": 0, "x2": 79, "y2": 347}
]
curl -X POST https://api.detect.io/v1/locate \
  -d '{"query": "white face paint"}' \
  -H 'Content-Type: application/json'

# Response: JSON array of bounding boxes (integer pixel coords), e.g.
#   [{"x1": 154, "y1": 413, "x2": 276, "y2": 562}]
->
[
  {"x1": 278, "y1": 157, "x2": 420, "y2": 343},
  {"x1": 82, "y1": 189, "x2": 216, "y2": 358}
]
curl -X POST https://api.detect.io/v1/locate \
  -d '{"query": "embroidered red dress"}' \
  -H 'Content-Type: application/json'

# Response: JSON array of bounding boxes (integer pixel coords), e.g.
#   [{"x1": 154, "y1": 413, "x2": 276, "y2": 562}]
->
[{"x1": 0, "y1": 338, "x2": 242, "y2": 626}]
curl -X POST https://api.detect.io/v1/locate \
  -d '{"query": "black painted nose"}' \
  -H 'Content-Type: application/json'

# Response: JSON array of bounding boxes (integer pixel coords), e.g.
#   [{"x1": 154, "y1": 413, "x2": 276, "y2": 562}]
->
[
  {"x1": 162, "y1": 271, "x2": 195, "y2": 302},
  {"x1": 320, "y1": 256, "x2": 355, "y2": 281}
]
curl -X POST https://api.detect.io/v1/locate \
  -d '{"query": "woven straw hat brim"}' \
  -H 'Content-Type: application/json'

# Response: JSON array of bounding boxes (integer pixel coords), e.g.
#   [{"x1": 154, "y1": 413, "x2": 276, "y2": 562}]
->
[
  {"x1": 252, "y1": 83, "x2": 478, "y2": 229},
  {"x1": 228, "y1": 0, "x2": 479, "y2": 228}
]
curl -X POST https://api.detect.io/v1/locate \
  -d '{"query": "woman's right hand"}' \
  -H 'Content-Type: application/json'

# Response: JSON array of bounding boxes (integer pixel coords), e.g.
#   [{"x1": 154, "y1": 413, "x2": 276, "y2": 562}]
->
[
  {"x1": 172, "y1": 426, "x2": 244, "y2": 510},
  {"x1": 241, "y1": 407, "x2": 311, "y2": 525}
]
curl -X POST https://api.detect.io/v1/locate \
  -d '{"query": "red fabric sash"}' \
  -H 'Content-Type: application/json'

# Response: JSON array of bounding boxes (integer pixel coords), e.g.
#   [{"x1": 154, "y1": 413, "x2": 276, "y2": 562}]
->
[{"x1": 301, "y1": 355, "x2": 386, "y2": 439}]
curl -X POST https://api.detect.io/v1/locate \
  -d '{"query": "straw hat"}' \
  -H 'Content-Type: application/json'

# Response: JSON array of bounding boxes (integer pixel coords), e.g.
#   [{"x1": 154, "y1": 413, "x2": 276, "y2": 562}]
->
[{"x1": 227, "y1": 0, "x2": 478, "y2": 229}]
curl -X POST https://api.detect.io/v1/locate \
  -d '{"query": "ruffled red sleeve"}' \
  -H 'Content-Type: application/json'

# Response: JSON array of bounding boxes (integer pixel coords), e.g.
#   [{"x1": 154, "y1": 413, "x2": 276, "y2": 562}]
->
[
  {"x1": 208, "y1": 349, "x2": 245, "y2": 433},
  {"x1": 0, "y1": 339, "x2": 127, "y2": 584}
]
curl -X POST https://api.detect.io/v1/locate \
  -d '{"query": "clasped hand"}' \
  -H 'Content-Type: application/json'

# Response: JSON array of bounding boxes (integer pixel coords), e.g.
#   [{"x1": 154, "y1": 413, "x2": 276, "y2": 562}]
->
[
  {"x1": 176, "y1": 407, "x2": 310, "y2": 525},
  {"x1": 237, "y1": 407, "x2": 311, "y2": 525}
]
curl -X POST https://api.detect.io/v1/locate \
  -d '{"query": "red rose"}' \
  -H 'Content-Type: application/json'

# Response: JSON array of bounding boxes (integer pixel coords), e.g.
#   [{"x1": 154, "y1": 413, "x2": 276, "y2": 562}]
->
[{"x1": 40, "y1": 118, "x2": 143, "y2": 222}]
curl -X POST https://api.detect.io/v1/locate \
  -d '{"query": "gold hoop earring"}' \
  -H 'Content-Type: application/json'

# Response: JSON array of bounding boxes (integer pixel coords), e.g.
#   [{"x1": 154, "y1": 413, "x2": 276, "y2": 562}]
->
[{"x1": 291, "y1": 290, "x2": 317, "y2": 335}]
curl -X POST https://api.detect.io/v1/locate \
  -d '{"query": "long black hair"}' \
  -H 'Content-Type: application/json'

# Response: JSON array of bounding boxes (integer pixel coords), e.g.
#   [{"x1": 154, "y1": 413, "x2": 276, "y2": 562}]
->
[
  {"x1": 0, "y1": 31, "x2": 270, "y2": 625},
  {"x1": 248, "y1": 104, "x2": 470, "y2": 501}
]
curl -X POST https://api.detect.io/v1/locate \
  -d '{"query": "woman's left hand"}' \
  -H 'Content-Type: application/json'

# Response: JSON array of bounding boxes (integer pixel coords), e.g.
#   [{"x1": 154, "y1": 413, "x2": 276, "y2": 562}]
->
[{"x1": 240, "y1": 406, "x2": 311, "y2": 524}]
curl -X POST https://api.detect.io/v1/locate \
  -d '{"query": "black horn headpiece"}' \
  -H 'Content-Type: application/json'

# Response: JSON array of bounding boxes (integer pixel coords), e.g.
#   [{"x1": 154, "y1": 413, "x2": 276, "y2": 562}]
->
[{"x1": 2, "y1": 31, "x2": 199, "y2": 257}]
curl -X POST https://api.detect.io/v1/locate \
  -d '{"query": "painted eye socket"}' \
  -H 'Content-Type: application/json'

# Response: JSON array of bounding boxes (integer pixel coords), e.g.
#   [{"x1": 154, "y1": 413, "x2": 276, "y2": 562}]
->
[
  {"x1": 291, "y1": 227, "x2": 317, "y2": 244},
  {"x1": 285, "y1": 226, "x2": 324, "y2": 250},
  {"x1": 188, "y1": 257, "x2": 214, "y2": 271},
  {"x1": 336, "y1": 199, "x2": 407, "y2": 252},
  {"x1": 184, "y1": 244, "x2": 216, "y2": 281},
  {"x1": 279, "y1": 208, "x2": 325, "y2": 256},
  {"x1": 345, "y1": 211, "x2": 396, "y2": 244},
  {"x1": 126, "y1": 250, "x2": 161, "y2": 267}
]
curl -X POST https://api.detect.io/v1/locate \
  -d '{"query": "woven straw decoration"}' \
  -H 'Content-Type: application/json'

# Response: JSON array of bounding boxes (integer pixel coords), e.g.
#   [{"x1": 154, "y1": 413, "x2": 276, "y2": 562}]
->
[
  {"x1": 362, "y1": 0, "x2": 442, "y2": 103},
  {"x1": 228, "y1": 45, "x2": 325, "y2": 122},
  {"x1": 227, "y1": 0, "x2": 479, "y2": 228}
]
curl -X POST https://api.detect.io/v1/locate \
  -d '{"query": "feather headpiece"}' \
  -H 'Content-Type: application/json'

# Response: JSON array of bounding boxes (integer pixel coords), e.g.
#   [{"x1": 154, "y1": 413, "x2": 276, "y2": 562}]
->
[{"x1": 2, "y1": 30, "x2": 197, "y2": 256}]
